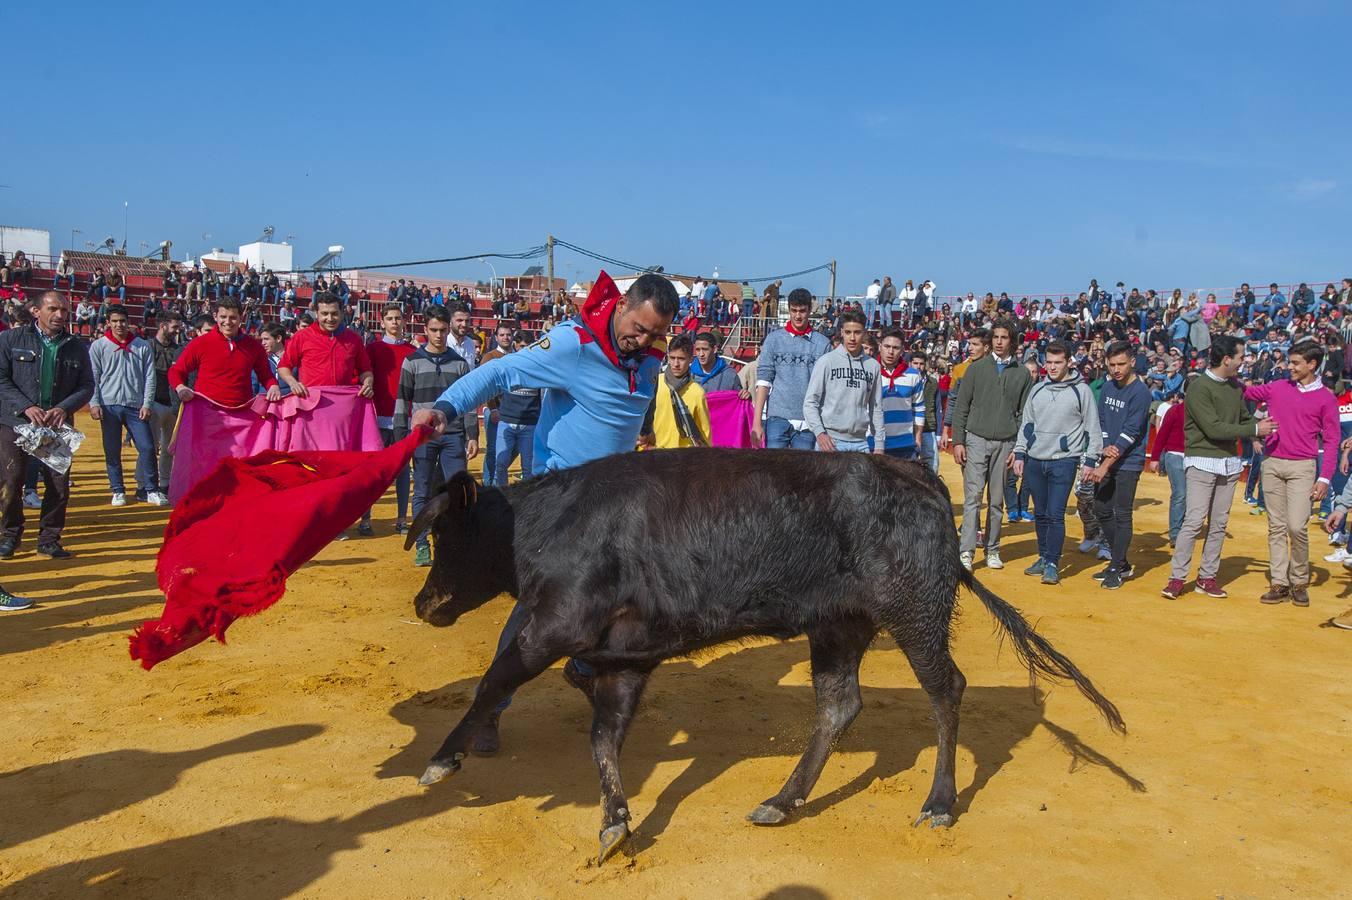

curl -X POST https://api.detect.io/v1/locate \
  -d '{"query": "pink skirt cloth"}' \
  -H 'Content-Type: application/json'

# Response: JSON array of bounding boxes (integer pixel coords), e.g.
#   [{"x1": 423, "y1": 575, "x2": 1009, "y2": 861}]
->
[{"x1": 169, "y1": 386, "x2": 380, "y2": 503}]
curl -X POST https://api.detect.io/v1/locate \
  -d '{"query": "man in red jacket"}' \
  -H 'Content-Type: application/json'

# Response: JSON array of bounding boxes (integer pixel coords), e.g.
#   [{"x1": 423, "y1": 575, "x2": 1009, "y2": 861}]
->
[
  {"x1": 1146, "y1": 376, "x2": 1194, "y2": 547},
  {"x1": 277, "y1": 292, "x2": 375, "y2": 398},
  {"x1": 168, "y1": 297, "x2": 280, "y2": 405},
  {"x1": 359, "y1": 303, "x2": 416, "y2": 536}
]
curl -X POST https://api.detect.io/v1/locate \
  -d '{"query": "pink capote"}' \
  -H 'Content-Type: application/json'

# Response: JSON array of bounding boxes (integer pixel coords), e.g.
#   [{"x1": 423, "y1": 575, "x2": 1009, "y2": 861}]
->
[
  {"x1": 168, "y1": 386, "x2": 382, "y2": 503},
  {"x1": 705, "y1": 390, "x2": 757, "y2": 448}
]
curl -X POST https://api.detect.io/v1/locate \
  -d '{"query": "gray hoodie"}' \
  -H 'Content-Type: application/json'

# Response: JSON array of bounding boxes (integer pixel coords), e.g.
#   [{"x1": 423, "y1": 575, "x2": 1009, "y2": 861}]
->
[
  {"x1": 89, "y1": 334, "x2": 156, "y2": 411},
  {"x1": 1011, "y1": 370, "x2": 1103, "y2": 465},
  {"x1": 802, "y1": 346, "x2": 886, "y2": 443}
]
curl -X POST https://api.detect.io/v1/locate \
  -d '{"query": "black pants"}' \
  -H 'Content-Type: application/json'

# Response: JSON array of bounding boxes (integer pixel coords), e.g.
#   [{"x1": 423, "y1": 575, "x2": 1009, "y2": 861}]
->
[
  {"x1": 0, "y1": 426, "x2": 71, "y2": 546},
  {"x1": 1093, "y1": 467, "x2": 1141, "y2": 570}
]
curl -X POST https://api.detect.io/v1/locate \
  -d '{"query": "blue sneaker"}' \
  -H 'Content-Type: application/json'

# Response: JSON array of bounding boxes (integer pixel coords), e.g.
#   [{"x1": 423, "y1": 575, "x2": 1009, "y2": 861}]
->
[
  {"x1": 0, "y1": 586, "x2": 34, "y2": 611},
  {"x1": 1022, "y1": 512, "x2": 1037, "y2": 522},
  {"x1": 1040, "y1": 562, "x2": 1060, "y2": 585},
  {"x1": 1023, "y1": 558, "x2": 1046, "y2": 576}
]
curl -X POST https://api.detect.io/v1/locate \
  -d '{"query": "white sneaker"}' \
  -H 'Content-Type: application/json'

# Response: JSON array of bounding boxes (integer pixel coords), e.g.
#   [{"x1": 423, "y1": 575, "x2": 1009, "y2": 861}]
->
[
  {"x1": 959, "y1": 551, "x2": 973, "y2": 572},
  {"x1": 985, "y1": 549, "x2": 1004, "y2": 569},
  {"x1": 146, "y1": 491, "x2": 169, "y2": 507},
  {"x1": 22, "y1": 490, "x2": 40, "y2": 509},
  {"x1": 1343, "y1": 556, "x2": 1352, "y2": 572},
  {"x1": 111, "y1": 492, "x2": 127, "y2": 507},
  {"x1": 1324, "y1": 547, "x2": 1350, "y2": 563}
]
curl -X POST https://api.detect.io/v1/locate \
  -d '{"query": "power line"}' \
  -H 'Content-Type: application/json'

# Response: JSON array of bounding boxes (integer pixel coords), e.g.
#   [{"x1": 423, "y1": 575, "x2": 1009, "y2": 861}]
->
[
  {"x1": 553, "y1": 238, "x2": 832, "y2": 284},
  {"x1": 275, "y1": 245, "x2": 549, "y2": 276}
]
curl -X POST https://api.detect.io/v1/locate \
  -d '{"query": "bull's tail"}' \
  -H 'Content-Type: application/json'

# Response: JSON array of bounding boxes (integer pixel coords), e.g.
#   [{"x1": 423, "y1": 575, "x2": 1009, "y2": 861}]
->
[{"x1": 962, "y1": 570, "x2": 1126, "y2": 734}]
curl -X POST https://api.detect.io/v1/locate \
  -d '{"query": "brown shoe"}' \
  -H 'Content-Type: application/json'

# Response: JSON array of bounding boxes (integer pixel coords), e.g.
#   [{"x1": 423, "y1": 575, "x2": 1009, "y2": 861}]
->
[
  {"x1": 1333, "y1": 607, "x2": 1352, "y2": 630},
  {"x1": 1260, "y1": 585, "x2": 1290, "y2": 605},
  {"x1": 471, "y1": 712, "x2": 501, "y2": 756},
  {"x1": 1290, "y1": 587, "x2": 1310, "y2": 608}
]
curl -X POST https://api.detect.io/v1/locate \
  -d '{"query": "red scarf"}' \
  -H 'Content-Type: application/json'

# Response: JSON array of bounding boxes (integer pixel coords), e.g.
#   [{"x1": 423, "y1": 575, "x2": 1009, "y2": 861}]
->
[
  {"x1": 574, "y1": 270, "x2": 665, "y2": 393},
  {"x1": 879, "y1": 362, "x2": 909, "y2": 389},
  {"x1": 105, "y1": 328, "x2": 136, "y2": 353},
  {"x1": 784, "y1": 319, "x2": 813, "y2": 337}
]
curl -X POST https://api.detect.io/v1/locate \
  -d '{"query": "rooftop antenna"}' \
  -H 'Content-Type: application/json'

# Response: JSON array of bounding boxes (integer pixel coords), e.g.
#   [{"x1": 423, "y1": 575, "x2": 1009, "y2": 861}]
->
[{"x1": 255, "y1": 225, "x2": 276, "y2": 244}]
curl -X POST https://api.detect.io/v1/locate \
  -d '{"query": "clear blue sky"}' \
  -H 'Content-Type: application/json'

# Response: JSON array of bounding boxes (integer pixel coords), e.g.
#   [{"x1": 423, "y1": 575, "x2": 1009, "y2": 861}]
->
[{"x1": 7, "y1": 1, "x2": 1348, "y2": 299}]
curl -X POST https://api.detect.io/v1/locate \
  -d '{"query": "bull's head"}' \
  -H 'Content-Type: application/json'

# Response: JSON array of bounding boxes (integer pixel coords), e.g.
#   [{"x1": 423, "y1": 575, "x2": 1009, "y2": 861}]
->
[{"x1": 404, "y1": 471, "x2": 515, "y2": 627}]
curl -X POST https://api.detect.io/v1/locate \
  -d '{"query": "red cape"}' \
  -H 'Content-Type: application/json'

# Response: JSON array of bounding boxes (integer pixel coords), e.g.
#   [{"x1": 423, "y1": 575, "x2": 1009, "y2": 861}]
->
[{"x1": 130, "y1": 427, "x2": 432, "y2": 670}]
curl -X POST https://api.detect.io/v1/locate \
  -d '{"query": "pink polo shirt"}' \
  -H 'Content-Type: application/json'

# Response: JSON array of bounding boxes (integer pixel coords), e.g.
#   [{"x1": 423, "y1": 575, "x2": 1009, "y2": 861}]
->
[{"x1": 1243, "y1": 378, "x2": 1340, "y2": 482}]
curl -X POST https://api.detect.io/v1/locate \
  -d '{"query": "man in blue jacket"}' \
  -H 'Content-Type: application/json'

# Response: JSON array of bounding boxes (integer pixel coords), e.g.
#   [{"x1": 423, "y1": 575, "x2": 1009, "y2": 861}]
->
[{"x1": 412, "y1": 271, "x2": 677, "y2": 754}]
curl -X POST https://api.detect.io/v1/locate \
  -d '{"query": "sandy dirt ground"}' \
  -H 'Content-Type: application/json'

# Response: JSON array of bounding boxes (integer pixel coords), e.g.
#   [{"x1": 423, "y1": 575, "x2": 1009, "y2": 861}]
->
[{"x1": 0, "y1": 442, "x2": 1348, "y2": 899}]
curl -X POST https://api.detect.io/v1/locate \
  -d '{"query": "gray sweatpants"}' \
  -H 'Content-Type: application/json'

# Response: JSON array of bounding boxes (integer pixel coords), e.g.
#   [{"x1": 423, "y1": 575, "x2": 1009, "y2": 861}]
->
[
  {"x1": 960, "y1": 433, "x2": 1014, "y2": 554},
  {"x1": 148, "y1": 401, "x2": 177, "y2": 490}
]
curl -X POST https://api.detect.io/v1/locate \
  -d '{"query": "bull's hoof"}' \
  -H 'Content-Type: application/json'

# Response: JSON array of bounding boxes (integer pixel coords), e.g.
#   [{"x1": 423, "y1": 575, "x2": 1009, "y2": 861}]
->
[
  {"x1": 746, "y1": 803, "x2": 790, "y2": 826},
  {"x1": 597, "y1": 822, "x2": 630, "y2": 864},
  {"x1": 912, "y1": 809, "x2": 954, "y2": 829},
  {"x1": 417, "y1": 755, "x2": 463, "y2": 786}
]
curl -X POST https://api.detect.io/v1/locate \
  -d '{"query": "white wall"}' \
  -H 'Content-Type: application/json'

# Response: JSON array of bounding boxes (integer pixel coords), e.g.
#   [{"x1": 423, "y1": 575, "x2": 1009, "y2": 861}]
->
[
  {"x1": 238, "y1": 241, "x2": 293, "y2": 273},
  {"x1": 0, "y1": 227, "x2": 52, "y2": 262}
]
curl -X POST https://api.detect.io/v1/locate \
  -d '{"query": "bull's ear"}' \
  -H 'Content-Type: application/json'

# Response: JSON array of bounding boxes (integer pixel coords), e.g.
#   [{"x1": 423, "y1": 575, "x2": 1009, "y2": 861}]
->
[
  {"x1": 446, "y1": 471, "x2": 478, "y2": 510},
  {"x1": 404, "y1": 490, "x2": 452, "y2": 552}
]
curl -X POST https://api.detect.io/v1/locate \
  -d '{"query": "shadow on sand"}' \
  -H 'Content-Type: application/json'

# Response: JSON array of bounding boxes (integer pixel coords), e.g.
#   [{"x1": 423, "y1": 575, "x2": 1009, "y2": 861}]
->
[{"x1": 2, "y1": 641, "x2": 1142, "y2": 898}]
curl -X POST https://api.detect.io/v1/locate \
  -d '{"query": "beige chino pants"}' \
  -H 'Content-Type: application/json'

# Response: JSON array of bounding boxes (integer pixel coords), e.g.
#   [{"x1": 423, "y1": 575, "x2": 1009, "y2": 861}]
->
[{"x1": 1260, "y1": 455, "x2": 1317, "y2": 588}]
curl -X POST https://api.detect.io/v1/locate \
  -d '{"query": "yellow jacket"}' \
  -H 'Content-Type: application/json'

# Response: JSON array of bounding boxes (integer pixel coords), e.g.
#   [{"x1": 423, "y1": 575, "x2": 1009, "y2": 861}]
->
[{"x1": 652, "y1": 379, "x2": 711, "y2": 448}]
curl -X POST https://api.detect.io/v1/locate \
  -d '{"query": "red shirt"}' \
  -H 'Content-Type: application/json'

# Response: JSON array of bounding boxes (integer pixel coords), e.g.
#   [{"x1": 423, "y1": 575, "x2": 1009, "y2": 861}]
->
[
  {"x1": 1148, "y1": 401, "x2": 1185, "y2": 461},
  {"x1": 366, "y1": 338, "x2": 416, "y2": 419},
  {"x1": 168, "y1": 328, "x2": 276, "y2": 406},
  {"x1": 278, "y1": 322, "x2": 372, "y2": 387}
]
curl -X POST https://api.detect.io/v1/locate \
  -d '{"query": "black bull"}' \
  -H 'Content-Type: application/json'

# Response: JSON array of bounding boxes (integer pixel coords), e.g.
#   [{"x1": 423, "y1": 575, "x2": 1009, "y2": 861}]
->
[{"x1": 406, "y1": 447, "x2": 1124, "y2": 863}]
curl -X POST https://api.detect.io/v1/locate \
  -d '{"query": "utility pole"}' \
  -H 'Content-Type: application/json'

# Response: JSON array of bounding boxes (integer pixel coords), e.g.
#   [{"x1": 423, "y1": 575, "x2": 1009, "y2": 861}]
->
[
  {"x1": 546, "y1": 234, "x2": 555, "y2": 293},
  {"x1": 828, "y1": 259, "x2": 837, "y2": 299}
]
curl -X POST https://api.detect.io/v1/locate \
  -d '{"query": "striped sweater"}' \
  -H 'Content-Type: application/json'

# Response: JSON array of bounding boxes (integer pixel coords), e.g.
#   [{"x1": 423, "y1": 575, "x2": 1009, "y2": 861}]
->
[
  {"x1": 393, "y1": 345, "x2": 479, "y2": 440},
  {"x1": 879, "y1": 364, "x2": 926, "y2": 451}
]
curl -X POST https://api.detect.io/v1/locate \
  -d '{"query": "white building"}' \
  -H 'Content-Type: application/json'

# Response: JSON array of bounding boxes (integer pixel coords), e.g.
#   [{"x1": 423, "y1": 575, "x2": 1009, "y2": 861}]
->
[
  {"x1": 0, "y1": 226, "x2": 52, "y2": 262},
  {"x1": 238, "y1": 241, "x2": 293, "y2": 273}
]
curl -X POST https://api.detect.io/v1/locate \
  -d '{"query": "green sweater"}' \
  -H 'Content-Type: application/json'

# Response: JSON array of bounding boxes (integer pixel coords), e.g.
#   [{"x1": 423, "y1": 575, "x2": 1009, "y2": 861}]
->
[
  {"x1": 1182, "y1": 370, "x2": 1258, "y2": 458},
  {"x1": 951, "y1": 355, "x2": 1033, "y2": 444}
]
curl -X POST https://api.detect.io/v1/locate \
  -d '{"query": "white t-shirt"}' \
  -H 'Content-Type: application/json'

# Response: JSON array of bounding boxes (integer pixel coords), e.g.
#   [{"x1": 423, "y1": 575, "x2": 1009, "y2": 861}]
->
[{"x1": 866, "y1": 283, "x2": 882, "y2": 301}]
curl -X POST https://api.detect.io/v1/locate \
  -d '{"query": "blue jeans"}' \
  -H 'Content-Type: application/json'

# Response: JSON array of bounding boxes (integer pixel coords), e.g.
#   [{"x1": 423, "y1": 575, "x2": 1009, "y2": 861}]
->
[
  {"x1": 481, "y1": 411, "x2": 498, "y2": 485},
  {"x1": 364, "y1": 427, "x2": 409, "y2": 522},
  {"x1": 918, "y1": 431, "x2": 939, "y2": 474},
  {"x1": 863, "y1": 298, "x2": 877, "y2": 327},
  {"x1": 101, "y1": 286, "x2": 125, "y2": 300},
  {"x1": 820, "y1": 437, "x2": 869, "y2": 453},
  {"x1": 1022, "y1": 457, "x2": 1077, "y2": 564},
  {"x1": 411, "y1": 433, "x2": 466, "y2": 549},
  {"x1": 495, "y1": 421, "x2": 536, "y2": 485},
  {"x1": 1004, "y1": 466, "x2": 1032, "y2": 516},
  {"x1": 764, "y1": 416, "x2": 816, "y2": 450},
  {"x1": 879, "y1": 301, "x2": 894, "y2": 327},
  {"x1": 1322, "y1": 422, "x2": 1352, "y2": 517},
  {"x1": 99, "y1": 405, "x2": 158, "y2": 493},
  {"x1": 1162, "y1": 452, "x2": 1187, "y2": 542}
]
